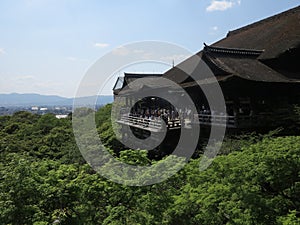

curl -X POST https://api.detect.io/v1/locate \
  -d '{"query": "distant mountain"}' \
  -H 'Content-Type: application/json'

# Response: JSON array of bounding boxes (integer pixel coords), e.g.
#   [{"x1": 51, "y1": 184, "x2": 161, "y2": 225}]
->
[{"x1": 0, "y1": 93, "x2": 114, "y2": 106}]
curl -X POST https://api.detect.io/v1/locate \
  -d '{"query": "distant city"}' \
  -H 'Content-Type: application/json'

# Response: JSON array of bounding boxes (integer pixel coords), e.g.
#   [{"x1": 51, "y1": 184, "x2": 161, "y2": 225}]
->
[
  {"x1": 0, "y1": 93, "x2": 114, "y2": 117},
  {"x1": 0, "y1": 105, "x2": 74, "y2": 118}
]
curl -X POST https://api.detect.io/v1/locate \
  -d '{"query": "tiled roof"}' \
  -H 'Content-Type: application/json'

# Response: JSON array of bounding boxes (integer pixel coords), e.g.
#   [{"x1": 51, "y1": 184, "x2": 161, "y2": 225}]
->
[{"x1": 212, "y1": 6, "x2": 300, "y2": 60}]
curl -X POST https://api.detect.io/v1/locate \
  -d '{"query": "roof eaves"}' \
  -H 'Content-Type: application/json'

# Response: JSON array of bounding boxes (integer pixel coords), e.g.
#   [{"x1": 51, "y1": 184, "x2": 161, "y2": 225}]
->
[{"x1": 203, "y1": 43, "x2": 264, "y2": 56}]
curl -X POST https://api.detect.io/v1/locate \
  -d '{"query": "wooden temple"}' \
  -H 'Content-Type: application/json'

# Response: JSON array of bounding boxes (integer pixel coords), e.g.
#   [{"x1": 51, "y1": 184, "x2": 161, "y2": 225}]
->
[{"x1": 113, "y1": 6, "x2": 300, "y2": 135}]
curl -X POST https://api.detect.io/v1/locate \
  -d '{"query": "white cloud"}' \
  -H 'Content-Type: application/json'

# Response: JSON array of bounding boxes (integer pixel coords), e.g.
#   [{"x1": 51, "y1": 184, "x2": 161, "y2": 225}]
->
[
  {"x1": 1, "y1": 74, "x2": 64, "y2": 94},
  {"x1": 0, "y1": 48, "x2": 6, "y2": 54},
  {"x1": 209, "y1": 26, "x2": 219, "y2": 35},
  {"x1": 212, "y1": 26, "x2": 218, "y2": 31},
  {"x1": 14, "y1": 75, "x2": 35, "y2": 81},
  {"x1": 206, "y1": 0, "x2": 240, "y2": 12},
  {"x1": 94, "y1": 43, "x2": 109, "y2": 48},
  {"x1": 0, "y1": 74, "x2": 66, "y2": 94}
]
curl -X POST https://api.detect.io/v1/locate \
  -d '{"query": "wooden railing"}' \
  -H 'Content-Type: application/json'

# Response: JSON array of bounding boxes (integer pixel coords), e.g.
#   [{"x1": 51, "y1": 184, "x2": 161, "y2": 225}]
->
[
  {"x1": 167, "y1": 119, "x2": 181, "y2": 129},
  {"x1": 117, "y1": 113, "x2": 278, "y2": 130},
  {"x1": 118, "y1": 115, "x2": 164, "y2": 131},
  {"x1": 117, "y1": 114, "x2": 238, "y2": 131},
  {"x1": 193, "y1": 114, "x2": 276, "y2": 128},
  {"x1": 193, "y1": 114, "x2": 236, "y2": 128}
]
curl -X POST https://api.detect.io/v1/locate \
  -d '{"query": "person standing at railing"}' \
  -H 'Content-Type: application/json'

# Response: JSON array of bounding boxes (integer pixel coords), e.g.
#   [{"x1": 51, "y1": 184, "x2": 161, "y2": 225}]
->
[
  {"x1": 157, "y1": 109, "x2": 161, "y2": 118},
  {"x1": 171, "y1": 110, "x2": 175, "y2": 121},
  {"x1": 162, "y1": 111, "x2": 168, "y2": 125}
]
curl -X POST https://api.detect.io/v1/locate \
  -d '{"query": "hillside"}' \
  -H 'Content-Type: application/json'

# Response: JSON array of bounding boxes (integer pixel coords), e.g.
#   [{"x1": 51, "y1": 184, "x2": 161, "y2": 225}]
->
[{"x1": 0, "y1": 107, "x2": 299, "y2": 224}]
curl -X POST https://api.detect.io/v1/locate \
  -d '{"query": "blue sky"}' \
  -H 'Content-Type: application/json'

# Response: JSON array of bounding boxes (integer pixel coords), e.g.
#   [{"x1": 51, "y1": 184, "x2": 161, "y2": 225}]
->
[{"x1": 0, "y1": 0, "x2": 299, "y2": 97}]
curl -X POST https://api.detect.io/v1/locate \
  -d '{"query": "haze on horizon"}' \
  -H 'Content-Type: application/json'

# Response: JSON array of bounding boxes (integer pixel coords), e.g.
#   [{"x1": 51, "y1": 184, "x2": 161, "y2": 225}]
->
[{"x1": 0, "y1": 0, "x2": 299, "y2": 98}]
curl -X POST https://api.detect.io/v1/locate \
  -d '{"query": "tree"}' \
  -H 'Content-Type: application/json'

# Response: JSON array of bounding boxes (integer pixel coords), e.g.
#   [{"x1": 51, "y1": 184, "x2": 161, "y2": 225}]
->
[{"x1": 163, "y1": 136, "x2": 300, "y2": 225}]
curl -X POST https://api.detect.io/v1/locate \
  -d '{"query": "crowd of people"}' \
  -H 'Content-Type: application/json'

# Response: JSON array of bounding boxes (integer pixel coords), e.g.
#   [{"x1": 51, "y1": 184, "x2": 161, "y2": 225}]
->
[
  {"x1": 124, "y1": 106, "x2": 229, "y2": 121},
  {"x1": 129, "y1": 108, "x2": 181, "y2": 122},
  {"x1": 118, "y1": 103, "x2": 254, "y2": 128},
  {"x1": 119, "y1": 107, "x2": 197, "y2": 125}
]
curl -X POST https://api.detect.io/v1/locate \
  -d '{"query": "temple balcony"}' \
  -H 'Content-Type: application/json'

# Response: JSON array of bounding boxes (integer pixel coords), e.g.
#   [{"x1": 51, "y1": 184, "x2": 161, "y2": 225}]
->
[
  {"x1": 117, "y1": 114, "x2": 240, "y2": 132},
  {"x1": 116, "y1": 113, "x2": 282, "y2": 131},
  {"x1": 117, "y1": 115, "x2": 181, "y2": 133},
  {"x1": 193, "y1": 114, "x2": 236, "y2": 128}
]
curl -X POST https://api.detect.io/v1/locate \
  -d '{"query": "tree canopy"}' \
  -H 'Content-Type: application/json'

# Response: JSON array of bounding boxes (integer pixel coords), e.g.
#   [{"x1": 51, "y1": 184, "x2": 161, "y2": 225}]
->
[{"x1": 0, "y1": 107, "x2": 299, "y2": 224}]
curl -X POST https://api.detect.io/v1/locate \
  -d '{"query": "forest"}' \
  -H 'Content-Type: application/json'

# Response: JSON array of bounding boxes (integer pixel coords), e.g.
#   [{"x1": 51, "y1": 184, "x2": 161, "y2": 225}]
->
[{"x1": 0, "y1": 104, "x2": 300, "y2": 225}]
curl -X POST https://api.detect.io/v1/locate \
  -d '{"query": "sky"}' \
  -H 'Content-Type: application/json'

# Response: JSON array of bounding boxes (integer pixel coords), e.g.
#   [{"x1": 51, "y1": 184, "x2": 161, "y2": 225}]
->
[{"x1": 0, "y1": 0, "x2": 299, "y2": 97}]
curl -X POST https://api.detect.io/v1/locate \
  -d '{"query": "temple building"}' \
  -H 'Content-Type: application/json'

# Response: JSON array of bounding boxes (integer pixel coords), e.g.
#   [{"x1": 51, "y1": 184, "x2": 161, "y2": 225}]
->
[{"x1": 113, "y1": 6, "x2": 300, "y2": 133}]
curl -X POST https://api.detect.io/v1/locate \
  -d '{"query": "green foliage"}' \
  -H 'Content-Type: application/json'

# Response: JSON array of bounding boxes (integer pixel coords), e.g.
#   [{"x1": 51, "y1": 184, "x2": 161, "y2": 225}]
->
[
  {"x1": 277, "y1": 210, "x2": 300, "y2": 225},
  {"x1": 164, "y1": 136, "x2": 300, "y2": 225},
  {"x1": 11, "y1": 111, "x2": 40, "y2": 124},
  {"x1": 95, "y1": 104, "x2": 112, "y2": 127},
  {"x1": 0, "y1": 108, "x2": 300, "y2": 224},
  {"x1": 219, "y1": 128, "x2": 282, "y2": 155},
  {"x1": 118, "y1": 149, "x2": 150, "y2": 166},
  {"x1": 96, "y1": 104, "x2": 124, "y2": 153}
]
